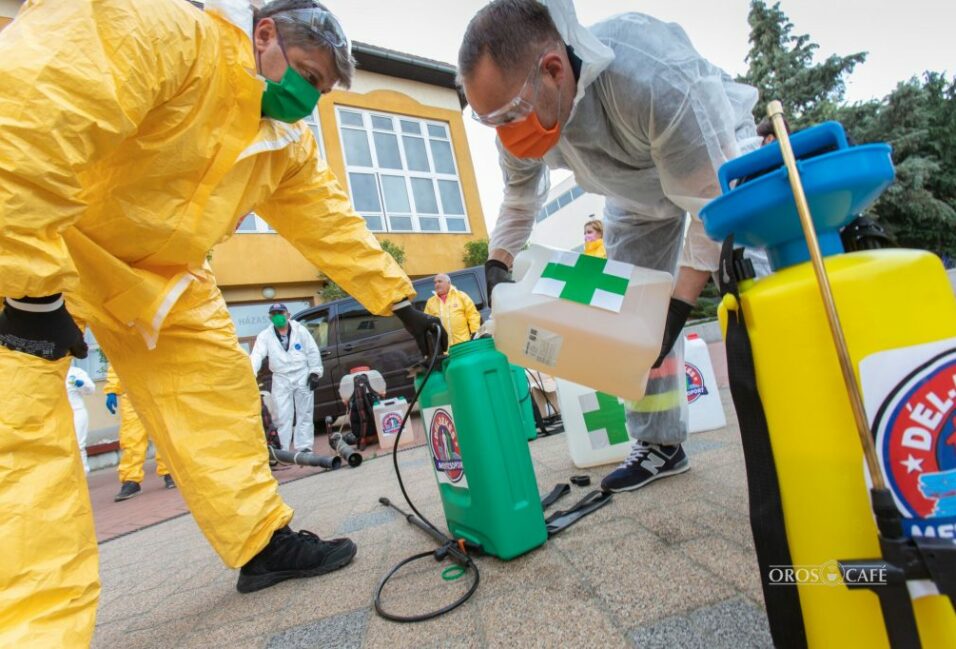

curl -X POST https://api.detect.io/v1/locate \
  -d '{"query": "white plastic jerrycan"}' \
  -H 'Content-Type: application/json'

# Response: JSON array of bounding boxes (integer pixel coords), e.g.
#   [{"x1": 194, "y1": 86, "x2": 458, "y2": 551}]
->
[
  {"x1": 557, "y1": 378, "x2": 633, "y2": 468},
  {"x1": 683, "y1": 334, "x2": 727, "y2": 433},
  {"x1": 491, "y1": 244, "x2": 673, "y2": 401}
]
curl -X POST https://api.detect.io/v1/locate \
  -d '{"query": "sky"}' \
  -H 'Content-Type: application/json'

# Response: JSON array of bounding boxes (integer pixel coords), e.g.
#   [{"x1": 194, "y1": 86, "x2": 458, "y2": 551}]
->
[{"x1": 328, "y1": 0, "x2": 956, "y2": 234}]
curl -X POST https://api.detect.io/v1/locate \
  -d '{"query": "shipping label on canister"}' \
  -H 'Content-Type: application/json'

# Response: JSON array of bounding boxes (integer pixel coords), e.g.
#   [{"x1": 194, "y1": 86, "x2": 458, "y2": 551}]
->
[
  {"x1": 861, "y1": 338, "x2": 956, "y2": 540},
  {"x1": 523, "y1": 326, "x2": 563, "y2": 367},
  {"x1": 423, "y1": 405, "x2": 468, "y2": 488}
]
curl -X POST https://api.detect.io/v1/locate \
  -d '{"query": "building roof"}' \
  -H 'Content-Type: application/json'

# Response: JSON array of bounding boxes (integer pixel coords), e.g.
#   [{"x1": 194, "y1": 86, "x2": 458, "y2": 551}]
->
[{"x1": 352, "y1": 41, "x2": 466, "y2": 108}]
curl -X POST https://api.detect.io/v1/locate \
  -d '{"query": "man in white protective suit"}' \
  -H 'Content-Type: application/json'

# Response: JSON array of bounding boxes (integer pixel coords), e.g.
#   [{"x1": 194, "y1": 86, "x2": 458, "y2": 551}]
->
[
  {"x1": 250, "y1": 303, "x2": 324, "y2": 452},
  {"x1": 459, "y1": 0, "x2": 762, "y2": 493}
]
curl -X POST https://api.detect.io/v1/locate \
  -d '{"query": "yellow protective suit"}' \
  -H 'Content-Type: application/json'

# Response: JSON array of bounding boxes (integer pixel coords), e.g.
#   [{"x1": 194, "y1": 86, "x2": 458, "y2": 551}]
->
[
  {"x1": 104, "y1": 367, "x2": 169, "y2": 483},
  {"x1": 584, "y1": 238, "x2": 607, "y2": 258},
  {"x1": 425, "y1": 285, "x2": 481, "y2": 348},
  {"x1": 0, "y1": 1, "x2": 414, "y2": 646}
]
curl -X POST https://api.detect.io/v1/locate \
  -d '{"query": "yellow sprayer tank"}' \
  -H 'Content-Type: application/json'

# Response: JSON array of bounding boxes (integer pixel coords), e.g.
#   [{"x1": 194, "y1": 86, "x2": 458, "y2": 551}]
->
[{"x1": 702, "y1": 121, "x2": 956, "y2": 647}]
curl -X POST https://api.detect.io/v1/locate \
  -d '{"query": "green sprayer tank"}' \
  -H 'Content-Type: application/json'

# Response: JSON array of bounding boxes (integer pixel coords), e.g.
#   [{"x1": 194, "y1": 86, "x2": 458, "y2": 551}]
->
[{"x1": 416, "y1": 338, "x2": 546, "y2": 559}]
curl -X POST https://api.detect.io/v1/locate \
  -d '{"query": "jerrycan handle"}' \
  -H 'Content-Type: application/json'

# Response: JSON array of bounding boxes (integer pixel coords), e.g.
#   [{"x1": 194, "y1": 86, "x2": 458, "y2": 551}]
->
[{"x1": 718, "y1": 121, "x2": 849, "y2": 194}]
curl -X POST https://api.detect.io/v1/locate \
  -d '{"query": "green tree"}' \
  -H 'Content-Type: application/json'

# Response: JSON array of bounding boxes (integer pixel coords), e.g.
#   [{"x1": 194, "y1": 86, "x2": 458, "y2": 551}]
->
[
  {"x1": 836, "y1": 73, "x2": 956, "y2": 256},
  {"x1": 319, "y1": 239, "x2": 407, "y2": 302},
  {"x1": 740, "y1": 1, "x2": 956, "y2": 259},
  {"x1": 739, "y1": 1, "x2": 866, "y2": 128},
  {"x1": 462, "y1": 238, "x2": 488, "y2": 267}
]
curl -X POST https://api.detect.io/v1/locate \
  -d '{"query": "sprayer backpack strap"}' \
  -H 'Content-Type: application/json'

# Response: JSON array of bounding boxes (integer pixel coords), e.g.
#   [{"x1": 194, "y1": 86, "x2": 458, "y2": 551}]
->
[
  {"x1": 539, "y1": 483, "x2": 612, "y2": 537},
  {"x1": 718, "y1": 237, "x2": 808, "y2": 649}
]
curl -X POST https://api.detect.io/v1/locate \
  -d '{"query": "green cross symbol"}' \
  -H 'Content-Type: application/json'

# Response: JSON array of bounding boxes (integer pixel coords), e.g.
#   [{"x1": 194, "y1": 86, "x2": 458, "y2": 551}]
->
[
  {"x1": 540, "y1": 254, "x2": 628, "y2": 306},
  {"x1": 582, "y1": 392, "x2": 629, "y2": 446}
]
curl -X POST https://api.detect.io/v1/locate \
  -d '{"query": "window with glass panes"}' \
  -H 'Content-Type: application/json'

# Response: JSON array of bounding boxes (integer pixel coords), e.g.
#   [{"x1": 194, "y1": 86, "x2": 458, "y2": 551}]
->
[{"x1": 337, "y1": 107, "x2": 469, "y2": 234}]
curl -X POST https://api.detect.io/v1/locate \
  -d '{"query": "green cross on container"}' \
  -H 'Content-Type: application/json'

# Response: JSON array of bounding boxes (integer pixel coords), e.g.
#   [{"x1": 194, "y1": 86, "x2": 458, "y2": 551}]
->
[
  {"x1": 582, "y1": 392, "x2": 629, "y2": 446},
  {"x1": 540, "y1": 254, "x2": 629, "y2": 306}
]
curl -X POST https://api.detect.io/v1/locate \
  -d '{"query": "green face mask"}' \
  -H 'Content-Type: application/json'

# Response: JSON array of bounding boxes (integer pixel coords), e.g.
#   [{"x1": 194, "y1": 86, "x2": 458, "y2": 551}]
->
[
  {"x1": 261, "y1": 64, "x2": 321, "y2": 123},
  {"x1": 271, "y1": 314, "x2": 288, "y2": 328}
]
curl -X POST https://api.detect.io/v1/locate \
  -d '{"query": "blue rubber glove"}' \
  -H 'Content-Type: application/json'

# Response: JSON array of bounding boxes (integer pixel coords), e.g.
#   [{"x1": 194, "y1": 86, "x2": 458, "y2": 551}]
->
[
  {"x1": 106, "y1": 393, "x2": 118, "y2": 414},
  {"x1": 74, "y1": 379, "x2": 85, "y2": 388}
]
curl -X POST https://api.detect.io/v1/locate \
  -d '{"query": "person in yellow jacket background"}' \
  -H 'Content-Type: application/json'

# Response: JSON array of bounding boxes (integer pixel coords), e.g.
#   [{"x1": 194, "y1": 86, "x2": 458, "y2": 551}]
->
[
  {"x1": 425, "y1": 274, "x2": 482, "y2": 349},
  {"x1": 0, "y1": 1, "x2": 444, "y2": 646},
  {"x1": 583, "y1": 218, "x2": 607, "y2": 258},
  {"x1": 104, "y1": 366, "x2": 175, "y2": 500}
]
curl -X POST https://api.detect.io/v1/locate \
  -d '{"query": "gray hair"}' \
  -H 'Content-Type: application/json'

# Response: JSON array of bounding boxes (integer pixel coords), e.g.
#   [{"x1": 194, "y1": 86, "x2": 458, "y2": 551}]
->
[
  {"x1": 253, "y1": 0, "x2": 356, "y2": 89},
  {"x1": 434, "y1": 273, "x2": 451, "y2": 283},
  {"x1": 457, "y1": 0, "x2": 562, "y2": 85}
]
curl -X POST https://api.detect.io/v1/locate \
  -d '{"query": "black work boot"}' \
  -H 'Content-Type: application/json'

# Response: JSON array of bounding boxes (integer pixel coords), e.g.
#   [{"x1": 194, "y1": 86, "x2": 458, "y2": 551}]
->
[
  {"x1": 163, "y1": 475, "x2": 176, "y2": 489},
  {"x1": 114, "y1": 481, "x2": 142, "y2": 502},
  {"x1": 236, "y1": 527, "x2": 357, "y2": 594}
]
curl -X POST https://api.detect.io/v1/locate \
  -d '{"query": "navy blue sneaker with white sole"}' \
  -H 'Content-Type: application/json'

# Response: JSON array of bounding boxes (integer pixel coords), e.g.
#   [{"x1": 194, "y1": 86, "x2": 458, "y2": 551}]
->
[{"x1": 600, "y1": 442, "x2": 689, "y2": 492}]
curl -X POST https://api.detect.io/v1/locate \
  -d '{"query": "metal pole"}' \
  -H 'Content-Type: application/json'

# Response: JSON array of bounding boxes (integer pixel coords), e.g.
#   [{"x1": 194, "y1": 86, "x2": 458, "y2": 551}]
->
[{"x1": 766, "y1": 100, "x2": 885, "y2": 491}]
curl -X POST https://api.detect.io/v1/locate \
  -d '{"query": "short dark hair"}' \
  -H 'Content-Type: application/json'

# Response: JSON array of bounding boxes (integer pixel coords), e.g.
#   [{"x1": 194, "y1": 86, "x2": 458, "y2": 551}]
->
[
  {"x1": 253, "y1": 0, "x2": 356, "y2": 88},
  {"x1": 457, "y1": 0, "x2": 562, "y2": 84}
]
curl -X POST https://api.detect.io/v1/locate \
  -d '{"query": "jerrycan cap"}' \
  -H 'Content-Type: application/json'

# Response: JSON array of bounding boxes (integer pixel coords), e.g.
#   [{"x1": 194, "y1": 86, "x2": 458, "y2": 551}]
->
[{"x1": 686, "y1": 333, "x2": 701, "y2": 340}]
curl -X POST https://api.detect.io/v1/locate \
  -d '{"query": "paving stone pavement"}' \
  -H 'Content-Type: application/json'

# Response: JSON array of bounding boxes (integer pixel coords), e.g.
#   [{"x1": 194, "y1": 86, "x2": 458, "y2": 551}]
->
[{"x1": 92, "y1": 387, "x2": 774, "y2": 648}]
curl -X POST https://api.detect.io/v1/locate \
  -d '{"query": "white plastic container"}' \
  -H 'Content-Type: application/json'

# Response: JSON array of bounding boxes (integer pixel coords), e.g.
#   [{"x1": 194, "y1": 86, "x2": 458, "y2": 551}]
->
[
  {"x1": 492, "y1": 244, "x2": 673, "y2": 401},
  {"x1": 684, "y1": 334, "x2": 727, "y2": 433},
  {"x1": 374, "y1": 397, "x2": 416, "y2": 451},
  {"x1": 557, "y1": 378, "x2": 633, "y2": 468}
]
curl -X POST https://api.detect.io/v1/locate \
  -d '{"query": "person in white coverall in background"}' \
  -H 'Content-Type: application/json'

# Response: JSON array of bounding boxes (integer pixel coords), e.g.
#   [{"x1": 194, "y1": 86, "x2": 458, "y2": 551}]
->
[
  {"x1": 250, "y1": 303, "x2": 323, "y2": 452},
  {"x1": 459, "y1": 0, "x2": 761, "y2": 494},
  {"x1": 66, "y1": 364, "x2": 95, "y2": 474}
]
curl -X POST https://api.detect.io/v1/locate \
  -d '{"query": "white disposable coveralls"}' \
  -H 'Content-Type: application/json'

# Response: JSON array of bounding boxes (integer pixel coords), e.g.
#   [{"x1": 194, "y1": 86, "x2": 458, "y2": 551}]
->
[
  {"x1": 250, "y1": 320, "x2": 323, "y2": 451},
  {"x1": 66, "y1": 366, "x2": 94, "y2": 473},
  {"x1": 490, "y1": 0, "x2": 761, "y2": 445}
]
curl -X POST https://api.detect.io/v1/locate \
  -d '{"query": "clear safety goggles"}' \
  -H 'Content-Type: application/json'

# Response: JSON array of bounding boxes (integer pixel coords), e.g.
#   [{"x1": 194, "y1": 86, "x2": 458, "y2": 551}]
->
[
  {"x1": 273, "y1": 7, "x2": 351, "y2": 54},
  {"x1": 471, "y1": 52, "x2": 549, "y2": 127}
]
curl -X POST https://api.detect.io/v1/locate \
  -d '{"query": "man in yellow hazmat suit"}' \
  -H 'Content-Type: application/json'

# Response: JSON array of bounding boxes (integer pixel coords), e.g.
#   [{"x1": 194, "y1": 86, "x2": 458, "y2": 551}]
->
[
  {"x1": 424, "y1": 274, "x2": 482, "y2": 349},
  {"x1": 0, "y1": 1, "x2": 444, "y2": 646}
]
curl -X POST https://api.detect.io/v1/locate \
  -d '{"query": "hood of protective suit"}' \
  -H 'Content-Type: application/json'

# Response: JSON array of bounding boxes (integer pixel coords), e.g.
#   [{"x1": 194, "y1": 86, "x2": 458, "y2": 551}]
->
[
  {"x1": 199, "y1": 0, "x2": 254, "y2": 34},
  {"x1": 540, "y1": 0, "x2": 614, "y2": 122}
]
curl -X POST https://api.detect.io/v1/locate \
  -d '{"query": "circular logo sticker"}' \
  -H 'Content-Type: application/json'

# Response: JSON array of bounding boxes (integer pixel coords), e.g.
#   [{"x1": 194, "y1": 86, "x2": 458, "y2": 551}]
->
[
  {"x1": 294, "y1": 343, "x2": 302, "y2": 350},
  {"x1": 381, "y1": 412, "x2": 403, "y2": 438},
  {"x1": 873, "y1": 349, "x2": 956, "y2": 537},
  {"x1": 685, "y1": 362, "x2": 709, "y2": 404},
  {"x1": 429, "y1": 408, "x2": 464, "y2": 483}
]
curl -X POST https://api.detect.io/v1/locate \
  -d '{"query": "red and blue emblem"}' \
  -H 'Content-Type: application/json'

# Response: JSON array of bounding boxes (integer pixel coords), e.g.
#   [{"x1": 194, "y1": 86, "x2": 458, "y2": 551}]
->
[
  {"x1": 685, "y1": 362, "x2": 709, "y2": 404},
  {"x1": 429, "y1": 408, "x2": 464, "y2": 483},
  {"x1": 381, "y1": 412, "x2": 403, "y2": 438},
  {"x1": 873, "y1": 349, "x2": 956, "y2": 538}
]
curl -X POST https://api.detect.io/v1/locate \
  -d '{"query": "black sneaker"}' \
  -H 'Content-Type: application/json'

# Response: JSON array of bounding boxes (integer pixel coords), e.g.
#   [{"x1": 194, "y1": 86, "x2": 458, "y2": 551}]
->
[
  {"x1": 236, "y1": 527, "x2": 356, "y2": 594},
  {"x1": 600, "y1": 442, "x2": 689, "y2": 493},
  {"x1": 114, "y1": 481, "x2": 142, "y2": 501},
  {"x1": 164, "y1": 475, "x2": 176, "y2": 490}
]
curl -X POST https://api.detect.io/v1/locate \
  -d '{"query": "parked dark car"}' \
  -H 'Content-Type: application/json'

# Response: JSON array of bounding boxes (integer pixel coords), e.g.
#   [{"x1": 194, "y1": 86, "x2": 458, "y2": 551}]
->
[{"x1": 256, "y1": 265, "x2": 489, "y2": 427}]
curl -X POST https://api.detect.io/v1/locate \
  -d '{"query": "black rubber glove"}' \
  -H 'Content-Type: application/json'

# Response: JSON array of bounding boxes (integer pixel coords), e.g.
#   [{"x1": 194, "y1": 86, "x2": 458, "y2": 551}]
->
[
  {"x1": 484, "y1": 259, "x2": 513, "y2": 308},
  {"x1": 307, "y1": 372, "x2": 321, "y2": 391},
  {"x1": 652, "y1": 297, "x2": 693, "y2": 368},
  {"x1": 0, "y1": 295, "x2": 88, "y2": 361},
  {"x1": 393, "y1": 302, "x2": 447, "y2": 359}
]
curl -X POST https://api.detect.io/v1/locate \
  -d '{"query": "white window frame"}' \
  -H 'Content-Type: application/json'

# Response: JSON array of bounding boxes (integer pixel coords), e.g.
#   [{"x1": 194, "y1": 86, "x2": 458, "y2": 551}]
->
[{"x1": 336, "y1": 107, "x2": 471, "y2": 235}]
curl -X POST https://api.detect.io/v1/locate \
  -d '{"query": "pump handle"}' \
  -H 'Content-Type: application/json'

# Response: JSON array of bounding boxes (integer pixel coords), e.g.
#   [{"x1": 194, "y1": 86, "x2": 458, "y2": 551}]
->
[{"x1": 718, "y1": 121, "x2": 849, "y2": 194}]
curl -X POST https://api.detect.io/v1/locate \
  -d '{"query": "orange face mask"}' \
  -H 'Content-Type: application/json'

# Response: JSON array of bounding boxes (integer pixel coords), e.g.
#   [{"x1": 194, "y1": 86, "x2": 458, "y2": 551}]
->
[{"x1": 496, "y1": 111, "x2": 561, "y2": 159}]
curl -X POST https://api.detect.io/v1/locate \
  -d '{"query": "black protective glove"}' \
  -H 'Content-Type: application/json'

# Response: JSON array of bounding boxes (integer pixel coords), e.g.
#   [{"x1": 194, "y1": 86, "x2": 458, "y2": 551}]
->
[
  {"x1": 393, "y1": 302, "x2": 447, "y2": 359},
  {"x1": 484, "y1": 259, "x2": 513, "y2": 308},
  {"x1": 307, "y1": 372, "x2": 321, "y2": 391},
  {"x1": 652, "y1": 297, "x2": 693, "y2": 369},
  {"x1": 0, "y1": 295, "x2": 88, "y2": 361}
]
